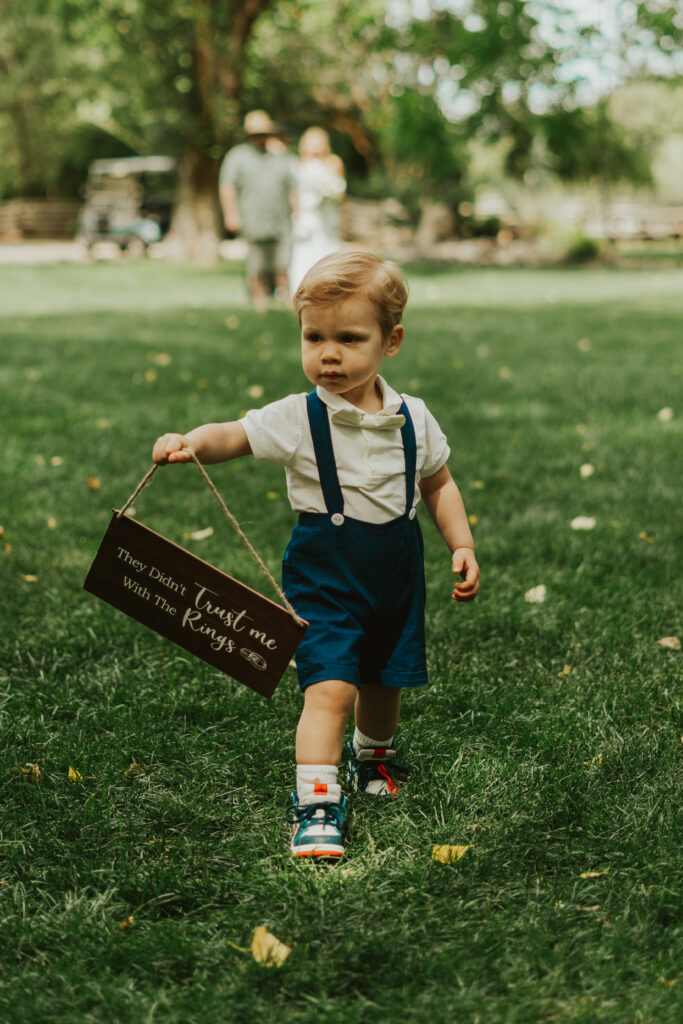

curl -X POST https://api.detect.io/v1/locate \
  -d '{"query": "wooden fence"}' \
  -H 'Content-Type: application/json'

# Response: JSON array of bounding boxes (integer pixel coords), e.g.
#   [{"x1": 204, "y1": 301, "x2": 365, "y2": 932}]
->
[{"x1": 0, "y1": 200, "x2": 81, "y2": 239}]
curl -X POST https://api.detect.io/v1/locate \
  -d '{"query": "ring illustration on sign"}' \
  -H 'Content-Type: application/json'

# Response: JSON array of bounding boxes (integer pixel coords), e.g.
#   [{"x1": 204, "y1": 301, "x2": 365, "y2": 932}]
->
[{"x1": 240, "y1": 648, "x2": 268, "y2": 672}]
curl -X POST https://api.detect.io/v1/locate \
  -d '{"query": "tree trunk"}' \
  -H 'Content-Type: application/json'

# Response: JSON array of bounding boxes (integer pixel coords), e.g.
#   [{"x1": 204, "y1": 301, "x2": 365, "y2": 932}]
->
[
  {"x1": 163, "y1": 1, "x2": 273, "y2": 264},
  {"x1": 165, "y1": 148, "x2": 222, "y2": 265}
]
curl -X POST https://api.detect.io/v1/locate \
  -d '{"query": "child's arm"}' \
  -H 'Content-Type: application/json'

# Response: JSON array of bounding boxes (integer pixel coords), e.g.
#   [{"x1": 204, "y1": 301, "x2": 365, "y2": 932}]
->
[
  {"x1": 419, "y1": 465, "x2": 480, "y2": 602},
  {"x1": 153, "y1": 422, "x2": 252, "y2": 465}
]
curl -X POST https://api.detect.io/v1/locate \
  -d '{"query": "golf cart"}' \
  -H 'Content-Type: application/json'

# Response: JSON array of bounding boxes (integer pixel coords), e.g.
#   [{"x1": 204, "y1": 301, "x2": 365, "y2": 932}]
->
[{"x1": 79, "y1": 156, "x2": 176, "y2": 256}]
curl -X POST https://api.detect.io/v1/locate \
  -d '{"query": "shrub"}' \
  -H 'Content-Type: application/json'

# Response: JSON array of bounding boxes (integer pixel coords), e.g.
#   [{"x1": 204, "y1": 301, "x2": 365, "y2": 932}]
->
[{"x1": 565, "y1": 235, "x2": 601, "y2": 264}]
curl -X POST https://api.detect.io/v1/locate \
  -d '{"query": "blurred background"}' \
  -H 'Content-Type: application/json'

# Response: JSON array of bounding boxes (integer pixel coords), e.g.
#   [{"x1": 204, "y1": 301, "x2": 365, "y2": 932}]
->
[{"x1": 0, "y1": 0, "x2": 681, "y2": 267}]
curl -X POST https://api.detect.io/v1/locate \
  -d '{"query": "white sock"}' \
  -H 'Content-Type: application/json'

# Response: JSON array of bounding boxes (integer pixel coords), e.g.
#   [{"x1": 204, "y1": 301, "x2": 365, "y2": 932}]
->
[
  {"x1": 296, "y1": 764, "x2": 341, "y2": 806},
  {"x1": 353, "y1": 726, "x2": 394, "y2": 755}
]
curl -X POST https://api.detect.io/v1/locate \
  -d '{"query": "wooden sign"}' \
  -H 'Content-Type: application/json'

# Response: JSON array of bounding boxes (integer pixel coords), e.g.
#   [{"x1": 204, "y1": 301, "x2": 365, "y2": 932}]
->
[{"x1": 83, "y1": 511, "x2": 307, "y2": 698}]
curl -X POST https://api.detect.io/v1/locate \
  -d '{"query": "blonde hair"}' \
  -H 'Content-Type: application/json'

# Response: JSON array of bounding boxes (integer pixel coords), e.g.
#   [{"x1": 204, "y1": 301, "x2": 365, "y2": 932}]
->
[
  {"x1": 293, "y1": 251, "x2": 408, "y2": 337},
  {"x1": 299, "y1": 127, "x2": 332, "y2": 159}
]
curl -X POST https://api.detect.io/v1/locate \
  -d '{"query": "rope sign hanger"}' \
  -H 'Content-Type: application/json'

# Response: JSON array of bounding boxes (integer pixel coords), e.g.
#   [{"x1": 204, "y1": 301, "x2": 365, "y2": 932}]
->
[
  {"x1": 84, "y1": 450, "x2": 308, "y2": 698},
  {"x1": 118, "y1": 449, "x2": 305, "y2": 627}
]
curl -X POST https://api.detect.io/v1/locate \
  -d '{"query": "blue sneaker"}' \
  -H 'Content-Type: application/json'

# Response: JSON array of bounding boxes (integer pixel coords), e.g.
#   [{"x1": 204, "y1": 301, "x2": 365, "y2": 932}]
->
[
  {"x1": 347, "y1": 743, "x2": 409, "y2": 797},
  {"x1": 287, "y1": 793, "x2": 348, "y2": 861}
]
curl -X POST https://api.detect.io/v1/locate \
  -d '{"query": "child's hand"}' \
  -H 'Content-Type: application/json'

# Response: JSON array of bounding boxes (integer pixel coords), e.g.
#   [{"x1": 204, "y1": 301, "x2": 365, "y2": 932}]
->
[
  {"x1": 451, "y1": 547, "x2": 479, "y2": 602},
  {"x1": 153, "y1": 433, "x2": 192, "y2": 465}
]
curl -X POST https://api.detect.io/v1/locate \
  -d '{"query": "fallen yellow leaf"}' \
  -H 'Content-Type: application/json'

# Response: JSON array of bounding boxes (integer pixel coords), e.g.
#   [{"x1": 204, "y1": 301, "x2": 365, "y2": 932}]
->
[
  {"x1": 525, "y1": 584, "x2": 546, "y2": 604},
  {"x1": 431, "y1": 844, "x2": 472, "y2": 864},
  {"x1": 68, "y1": 766, "x2": 83, "y2": 781},
  {"x1": 658, "y1": 636, "x2": 680, "y2": 651},
  {"x1": 580, "y1": 868, "x2": 610, "y2": 878},
  {"x1": 189, "y1": 526, "x2": 213, "y2": 541},
  {"x1": 639, "y1": 530, "x2": 654, "y2": 543},
  {"x1": 144, "y1": 369, "x2": 157, "y2": 382},
  {"x1": 21, "y1": 762, "x2": 42, "y2": 782},
  {"x1": 86, "y1": 476, "x2": 101, "y2": 490},
  {"x1": 577, "y1": 904, "x2": 601, "y2": 912},
  {"x1": 250, "y1": 926, "x2": 291, "y2": 967},
  {"x1": 50, "y1": 456, "x2": 64, "y2": 467},
  {"x1": 119, "y1": 916, "x2": 135, "y2": 929},
  {"x1": 583, "y1": 753, "x2": 603, "y2": 768},
  {"x1": 22, "y1": 574, "x2": 38, "y2": 582},
  {"x1": 468, "y1": 514, "x2": 478, "y2": 526},
  {"x1": 570, "y1": 516, "x2": 596, "y2": 531},
  {"x1": 47, "y1": 516, "x2": 57, "y2": 530}
]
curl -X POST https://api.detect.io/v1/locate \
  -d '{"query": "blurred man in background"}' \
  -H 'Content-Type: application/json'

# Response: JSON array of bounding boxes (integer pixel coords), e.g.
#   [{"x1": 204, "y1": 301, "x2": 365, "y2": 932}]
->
[{"x1": 219, "y1": 110, "x2": 297, "y2": 312}]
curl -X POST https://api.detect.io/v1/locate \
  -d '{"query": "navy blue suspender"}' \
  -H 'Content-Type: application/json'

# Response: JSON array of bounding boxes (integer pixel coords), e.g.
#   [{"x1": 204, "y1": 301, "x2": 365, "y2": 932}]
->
[
  {"x1": 400, "y1": 400, "x2": 417, "y2": 514},
  {"x1": 305, "y1": 391, "x2": 345, "y2": 515}
]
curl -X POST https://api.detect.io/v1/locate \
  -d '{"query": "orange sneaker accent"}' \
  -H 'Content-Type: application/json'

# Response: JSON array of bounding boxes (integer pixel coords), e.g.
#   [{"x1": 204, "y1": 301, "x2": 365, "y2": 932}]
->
[
  {"x1": 377, "y1": 763, "x2": 400, "y2": 796},
  {"x1": 314, "y1": 783, "x2": 328, "y2": 794}
]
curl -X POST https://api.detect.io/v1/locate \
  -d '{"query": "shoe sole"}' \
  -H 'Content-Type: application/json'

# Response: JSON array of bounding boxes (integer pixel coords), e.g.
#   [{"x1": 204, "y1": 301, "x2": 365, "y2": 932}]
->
[{"x1": 291, "y1": 844, "x2": 344, "y2": 860}]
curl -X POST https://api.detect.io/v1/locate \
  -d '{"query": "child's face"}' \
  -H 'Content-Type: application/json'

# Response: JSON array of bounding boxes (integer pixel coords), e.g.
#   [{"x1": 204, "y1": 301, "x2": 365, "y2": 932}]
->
[{"x1": 300, "y1": 295, "x2": 403, "y2": 409}]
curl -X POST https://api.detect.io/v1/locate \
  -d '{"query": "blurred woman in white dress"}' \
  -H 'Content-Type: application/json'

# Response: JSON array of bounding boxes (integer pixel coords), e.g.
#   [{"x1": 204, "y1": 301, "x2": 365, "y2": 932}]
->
[{"x1": 289, "y1": 128, "x2": 346, "y2": 292}]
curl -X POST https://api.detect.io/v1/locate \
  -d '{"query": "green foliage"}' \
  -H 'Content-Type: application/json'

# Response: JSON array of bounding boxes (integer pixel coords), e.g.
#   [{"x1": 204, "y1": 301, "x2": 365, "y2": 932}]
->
[
  {"x1": 564, "y1": 235, "x2": 601, "y2": 264},
  {"x1": 1, "y1": 262, "x2": 682, "y2": 1021},
  {"x1": 540, "y1": 103, "x2": 653, "y2": 187},
  {"x1": 377, "y1": 91, "x2": 469, "y2": 213},
  {"x1": 62, "y1": 0, "x2": 249, "y2": 154},
  {"x1": 1, "y1": 0, "x2": 680, "y2": 210},
  {"x1": 0, "y1": 0, "x2": 82, "y2": 195}
]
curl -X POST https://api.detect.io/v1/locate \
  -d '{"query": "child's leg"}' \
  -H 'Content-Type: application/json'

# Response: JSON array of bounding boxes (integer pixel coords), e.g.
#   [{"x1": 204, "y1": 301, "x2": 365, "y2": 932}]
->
[
  {"x1": 290, "y1": 679, "x2": 356, "y2": 861},
  {"x1": 351, "y1": 684, "x2": 406, "y2": 797},
  {"x1": 296, "y1": 679, "x2": 357, "y2": 764},
  {"x1": 354, "y1": 684, "x2": 402, "y2": 742}
]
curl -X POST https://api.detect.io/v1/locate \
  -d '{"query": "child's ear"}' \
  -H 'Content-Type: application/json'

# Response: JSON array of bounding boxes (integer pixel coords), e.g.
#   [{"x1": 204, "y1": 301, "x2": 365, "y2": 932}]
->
[{"x1": 384, "y1": 324, "x2": 404, "y2": 358}]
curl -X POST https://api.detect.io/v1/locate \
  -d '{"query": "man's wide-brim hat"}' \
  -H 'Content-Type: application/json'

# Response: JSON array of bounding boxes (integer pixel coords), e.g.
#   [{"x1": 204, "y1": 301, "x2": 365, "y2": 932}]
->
[{"x1": 244, "y1": 110, "x2": 277, "y2": 135}]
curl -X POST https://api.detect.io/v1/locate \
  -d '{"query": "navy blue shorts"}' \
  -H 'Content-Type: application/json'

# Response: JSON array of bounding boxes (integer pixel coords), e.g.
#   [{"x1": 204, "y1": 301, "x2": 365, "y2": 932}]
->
[{"x1": 282, "y1": 511, "x2": 428, "y2": 691}]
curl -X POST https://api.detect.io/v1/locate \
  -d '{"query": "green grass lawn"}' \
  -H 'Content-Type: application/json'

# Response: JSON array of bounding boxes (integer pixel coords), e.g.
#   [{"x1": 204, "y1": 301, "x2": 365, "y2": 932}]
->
[{"x1": 1, "y1": 260, "x2": 681, "y2": 1023}]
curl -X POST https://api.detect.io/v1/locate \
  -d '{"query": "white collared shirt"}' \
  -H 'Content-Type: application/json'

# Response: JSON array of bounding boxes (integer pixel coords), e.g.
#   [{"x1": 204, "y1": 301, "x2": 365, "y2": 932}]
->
[{"x1": 240, "y1": 377, "x2": 450, "y2": 524}]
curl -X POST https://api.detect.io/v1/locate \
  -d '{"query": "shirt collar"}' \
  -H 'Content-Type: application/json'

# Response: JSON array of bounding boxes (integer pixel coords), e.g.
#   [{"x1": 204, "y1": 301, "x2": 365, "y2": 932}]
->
[{"x1": 315, "y1": 376, "x2": 403, "y2": 415}]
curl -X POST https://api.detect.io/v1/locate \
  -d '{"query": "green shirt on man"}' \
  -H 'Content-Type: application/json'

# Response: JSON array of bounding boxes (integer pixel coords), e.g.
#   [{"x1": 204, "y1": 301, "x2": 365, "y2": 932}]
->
[{"x1": 220, "y1": 142, "x2": 295, "y2": 242}]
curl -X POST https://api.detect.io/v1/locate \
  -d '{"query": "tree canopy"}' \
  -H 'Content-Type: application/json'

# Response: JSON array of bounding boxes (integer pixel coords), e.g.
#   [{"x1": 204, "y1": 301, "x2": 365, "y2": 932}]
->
[{"x1": 1, "y1": 0, "x2": 680, "y2": 253}]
